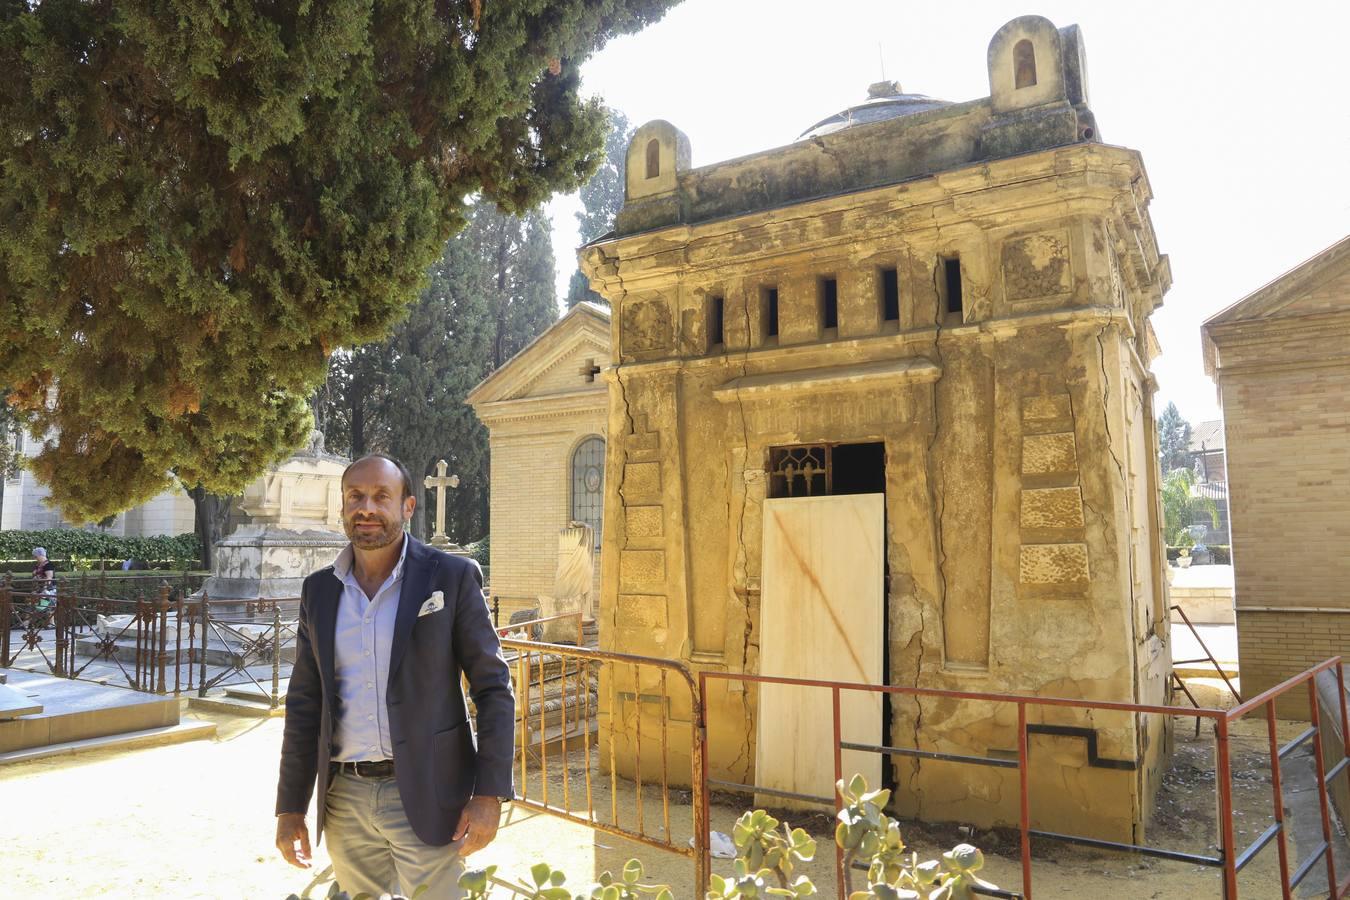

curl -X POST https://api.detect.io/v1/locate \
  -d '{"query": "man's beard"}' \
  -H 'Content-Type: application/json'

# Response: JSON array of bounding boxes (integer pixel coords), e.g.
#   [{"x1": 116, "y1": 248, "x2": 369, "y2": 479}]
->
[{"x1": 343, "y1": 514, "x2": 405, "y2": 550}]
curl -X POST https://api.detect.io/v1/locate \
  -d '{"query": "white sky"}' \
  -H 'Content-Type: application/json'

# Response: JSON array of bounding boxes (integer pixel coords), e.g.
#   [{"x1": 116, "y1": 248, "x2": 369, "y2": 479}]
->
[{"x1": 546, "y1": 0, "x2": 1350, "y2": 425}]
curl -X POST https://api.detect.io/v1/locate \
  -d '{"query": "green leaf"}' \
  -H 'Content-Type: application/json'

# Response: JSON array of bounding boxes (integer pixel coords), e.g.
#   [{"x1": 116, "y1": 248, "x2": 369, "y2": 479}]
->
[{"x1": 532, "y1": 863, "x2": 553, "y2": 887}]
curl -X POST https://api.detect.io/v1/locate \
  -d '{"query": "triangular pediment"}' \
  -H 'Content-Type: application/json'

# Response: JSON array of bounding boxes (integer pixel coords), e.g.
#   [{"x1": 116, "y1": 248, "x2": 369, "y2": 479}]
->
[
  {"x1": 1206, "y1": 235, "x2": 1350, "y2": 326},
  {"x1": 466, "y1": 302, "x2": 612, "y2": 406}
]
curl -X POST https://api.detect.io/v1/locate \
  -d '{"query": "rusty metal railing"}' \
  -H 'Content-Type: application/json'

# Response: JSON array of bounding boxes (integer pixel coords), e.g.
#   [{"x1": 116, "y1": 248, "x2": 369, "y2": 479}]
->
[
  {"x1": 500, "y1": 636, "x2": 709, "y2": 888},
  {"x1": 1172, "y1": 603, "x2": 1243, "y2": 703},
  {"x1": 498, "y1": 610, "x2": 585, "y2": 646},
  {"x1": 1, "y1": 578, "x2": 298, "y2": 705},
  {"x1": 699, "y1": 659, "x2": 1350, "y2": 900}
]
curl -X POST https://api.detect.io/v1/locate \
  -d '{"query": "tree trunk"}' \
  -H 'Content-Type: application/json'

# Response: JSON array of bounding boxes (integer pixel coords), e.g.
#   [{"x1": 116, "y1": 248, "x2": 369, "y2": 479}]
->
[
  {"x1": 350, "y1": 392, "x2": 366, "y2": 458},
  {"x1": 0, "y1": 475, "x2": 6, "y2": 530},
  {"x1": 410, "y1": 455, "x2": 430, "y2": 542},
  {"x1": 187, "y1": 485, "x2": 235, "y2": 571}
]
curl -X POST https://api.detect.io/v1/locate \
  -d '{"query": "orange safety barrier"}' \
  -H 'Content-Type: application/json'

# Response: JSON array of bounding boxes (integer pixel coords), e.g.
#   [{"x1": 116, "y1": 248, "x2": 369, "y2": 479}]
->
[{"x1": 698, "y1": 658, "x2": 1350, "y2": 900}]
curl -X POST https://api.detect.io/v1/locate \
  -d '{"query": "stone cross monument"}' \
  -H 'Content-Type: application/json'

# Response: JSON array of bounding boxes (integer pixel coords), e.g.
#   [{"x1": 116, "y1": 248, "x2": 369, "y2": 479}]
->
[{"x1": 424, "y1": 459, "x2": 469, "y2": 555}]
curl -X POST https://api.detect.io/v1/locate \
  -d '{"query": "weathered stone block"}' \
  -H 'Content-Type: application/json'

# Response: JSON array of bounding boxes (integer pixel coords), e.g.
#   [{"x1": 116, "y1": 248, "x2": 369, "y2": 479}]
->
[
  {"x1": 1019, "y1": 543, "x2": 1090, "y2": 586},
  {"x1": 623, "y1": 462, "x2": 661, "y2": 500},
  {"x1": 1003, "y1": 231, "x2": 1072, "y2": 301},
  {"x1": 621, "y1": 297, "x2": 673, "y2": 353},
  {"x1": 620, "y1": 550, "x2": 666, "y2": 588},
  {"x1": 1020, "y1": 487, "x2": 1085, "y2": 529},
  {"x1": 1021, "y1": 393, "x2": 1072, "y2": 423},
  {"x1": 1021, "y1": 432, "x2": 1078, "y2": 475},
  {"x1": 617, "y1": 594, "x2": 668, "y2": 630},
  {"x1": 626, "y1": 505, "x2": 665, "y2": 538}
]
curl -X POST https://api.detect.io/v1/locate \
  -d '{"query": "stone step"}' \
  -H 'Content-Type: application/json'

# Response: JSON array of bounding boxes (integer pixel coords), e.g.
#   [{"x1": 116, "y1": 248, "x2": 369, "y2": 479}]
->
[
  {"x1": 0, "y1": 719, "x2": 216, "y2": 765},
  {"x1": 188, "y1": 693, "x2": 286, "y2": 719},
  {"x1": 224, "y1": 680, "x2": 289, "y2": 704}
]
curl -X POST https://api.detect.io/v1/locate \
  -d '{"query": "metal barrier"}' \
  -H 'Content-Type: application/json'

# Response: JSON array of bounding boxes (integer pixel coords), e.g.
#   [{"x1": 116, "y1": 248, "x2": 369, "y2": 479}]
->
[
  {"x1": 1, "y1": 579, "x2": 297, "y2": 705},
  {"x1": 699, "y1": 659, "x2": 1350, "y2": 900},
  {"x1": 1172, "y1": 603, "x2": 1243, "y2": 703},
  {"x1": 500, "y1": 636, "x2": 710, "y2": 889},
  {"x1": 196, "y1": 600, "x2": 298, "y2": 708}
]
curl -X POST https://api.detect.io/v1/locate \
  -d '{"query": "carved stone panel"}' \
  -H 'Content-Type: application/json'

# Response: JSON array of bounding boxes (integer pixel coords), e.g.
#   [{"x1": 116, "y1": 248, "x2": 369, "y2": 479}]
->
[
  {"x1": 1002, "y1": 231, "x2": 1072, "y2": 301},
  {"x1": 621, "y1": 297, "x2": 674, "y2": 354}
]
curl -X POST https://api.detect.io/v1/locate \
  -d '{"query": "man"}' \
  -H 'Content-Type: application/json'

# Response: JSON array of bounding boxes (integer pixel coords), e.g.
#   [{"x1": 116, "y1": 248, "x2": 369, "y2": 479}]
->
[{"x1": 275, "y1": 454, "x2": 514, "y2": 898}]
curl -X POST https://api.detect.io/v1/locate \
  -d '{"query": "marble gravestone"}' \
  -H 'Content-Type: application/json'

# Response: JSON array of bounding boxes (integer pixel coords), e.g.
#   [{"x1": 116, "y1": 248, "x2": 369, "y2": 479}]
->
[{"x1": 537, "y1": 522, "x2": 595, "y2": 643}]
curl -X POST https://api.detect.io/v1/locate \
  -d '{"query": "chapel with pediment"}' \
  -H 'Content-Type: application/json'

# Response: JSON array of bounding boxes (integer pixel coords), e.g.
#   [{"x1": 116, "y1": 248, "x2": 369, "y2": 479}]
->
[{"x1": 467, "y1": 301, "x2": 610, "y2": 623}]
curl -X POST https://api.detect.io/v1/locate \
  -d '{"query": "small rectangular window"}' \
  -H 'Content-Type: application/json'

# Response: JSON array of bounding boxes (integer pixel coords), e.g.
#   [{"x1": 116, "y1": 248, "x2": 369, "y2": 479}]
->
[
  {"x1": 708, "y1": 295, "x2": 725, "y2": 348},
  {"x1": 942, "y1": 257, "x2": 963, "y2": 318},
  {"x1": 880, "y1": 267, "x2": 899, "y2": 322},
  {"x1": 820, "y1": 278, "x2": 838, "y2": 331},
  {"x1": 762, "y1": 286, "x2": 779, "y2": 340}
]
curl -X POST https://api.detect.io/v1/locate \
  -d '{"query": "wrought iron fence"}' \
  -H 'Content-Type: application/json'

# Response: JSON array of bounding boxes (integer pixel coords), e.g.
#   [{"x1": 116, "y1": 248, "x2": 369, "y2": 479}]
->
[{"x1": 1, "y1": 576, "x2": 297, "y2": 705}]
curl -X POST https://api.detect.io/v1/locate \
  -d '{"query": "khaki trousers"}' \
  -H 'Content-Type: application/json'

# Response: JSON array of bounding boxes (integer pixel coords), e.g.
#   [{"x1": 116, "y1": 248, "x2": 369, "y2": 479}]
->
[{"x1": 325, "y1": 772, "x2": 465, "y2": 899}]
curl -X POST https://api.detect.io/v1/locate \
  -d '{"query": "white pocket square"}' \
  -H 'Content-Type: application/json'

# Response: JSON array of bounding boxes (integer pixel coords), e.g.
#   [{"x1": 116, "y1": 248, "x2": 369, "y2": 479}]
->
[{"x1": 418, "y1": 591, "x2": 444, "y2": 617}]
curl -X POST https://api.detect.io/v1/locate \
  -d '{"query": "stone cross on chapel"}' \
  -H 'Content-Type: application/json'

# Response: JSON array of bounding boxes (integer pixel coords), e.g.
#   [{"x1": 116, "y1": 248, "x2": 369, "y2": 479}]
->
[{"x1": 424, "y1": 459, "x2": 461, "y2": 550}]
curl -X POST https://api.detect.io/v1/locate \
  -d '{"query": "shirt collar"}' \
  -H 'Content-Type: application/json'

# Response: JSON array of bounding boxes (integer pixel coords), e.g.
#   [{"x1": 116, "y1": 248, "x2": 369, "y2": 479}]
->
[{"x1": 332, "y1": 532, "x2": 410, "y2": 584}]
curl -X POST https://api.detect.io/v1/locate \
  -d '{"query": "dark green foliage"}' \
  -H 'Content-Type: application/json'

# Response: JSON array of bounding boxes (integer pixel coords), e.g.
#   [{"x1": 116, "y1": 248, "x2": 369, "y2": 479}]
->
[
  {"x1": 317, "y1": 202, "x2": 558, "y2": 543},
  {"x1": 1156, "y1": 402, "x2": 1192, "y2": 474},
  {"x1": 0, "y1": 0, "x2": 677, "y2": 523},
  {"x1": 565, "y1": 105, "x2": 632, "y2": 308},
  {"x1": 0, "y1": 529, "x2": 200, "y2": 566}
]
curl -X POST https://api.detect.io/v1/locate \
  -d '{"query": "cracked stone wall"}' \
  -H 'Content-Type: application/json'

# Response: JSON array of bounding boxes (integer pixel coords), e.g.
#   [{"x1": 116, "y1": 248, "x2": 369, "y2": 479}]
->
[{"x1": 583, "y1": 18, "x2": 1173, "y2": 842}]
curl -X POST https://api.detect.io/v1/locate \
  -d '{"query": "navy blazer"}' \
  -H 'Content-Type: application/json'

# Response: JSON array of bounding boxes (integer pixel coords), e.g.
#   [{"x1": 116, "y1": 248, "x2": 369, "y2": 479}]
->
[{"x1": 275, "y1": 536, "x2": 515, "y2": 846}]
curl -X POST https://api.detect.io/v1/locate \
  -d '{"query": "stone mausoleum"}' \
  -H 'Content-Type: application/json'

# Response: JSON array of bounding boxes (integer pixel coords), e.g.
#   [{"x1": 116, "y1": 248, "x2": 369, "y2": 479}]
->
[{"x1": 581, "y1": 16, "x2": 1173, "y2": 841}]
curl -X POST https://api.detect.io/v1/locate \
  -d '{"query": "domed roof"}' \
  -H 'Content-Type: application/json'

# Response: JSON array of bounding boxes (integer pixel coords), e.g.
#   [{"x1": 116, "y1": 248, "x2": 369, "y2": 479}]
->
[{"x1": 799, "y1": 81, "x2": 953, "y2": 140}]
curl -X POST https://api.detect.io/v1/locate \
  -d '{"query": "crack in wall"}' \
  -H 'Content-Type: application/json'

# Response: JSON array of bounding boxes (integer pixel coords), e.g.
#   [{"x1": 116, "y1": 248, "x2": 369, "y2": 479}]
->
[
  {"x1": 1064, "y1": 389, "x2": 1107, "y2": 528},
  {"x1": 728, "y1": 286, "x2": 757, "y2": 779},
  {"x1": 908, "y1": 258, "x2": 952, "y2": 811},
  {"x1": 1094, "y1": 322, "x2": 1127, "y2": 487},
  {"x1": 611, "y1": 259, "x2": 635, "y2": 646}
]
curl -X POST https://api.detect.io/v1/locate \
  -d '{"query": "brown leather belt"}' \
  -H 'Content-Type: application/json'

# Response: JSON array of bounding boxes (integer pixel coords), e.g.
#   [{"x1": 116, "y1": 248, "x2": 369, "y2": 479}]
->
[{"x1": 333, "y1": 759, "x2": 395, "y2": 778}]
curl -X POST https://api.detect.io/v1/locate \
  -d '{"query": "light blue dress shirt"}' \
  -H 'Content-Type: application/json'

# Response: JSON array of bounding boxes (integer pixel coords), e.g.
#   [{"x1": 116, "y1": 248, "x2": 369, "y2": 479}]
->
[{"x1": 330, "y1": 534, "x2": 408, "y2": 762}]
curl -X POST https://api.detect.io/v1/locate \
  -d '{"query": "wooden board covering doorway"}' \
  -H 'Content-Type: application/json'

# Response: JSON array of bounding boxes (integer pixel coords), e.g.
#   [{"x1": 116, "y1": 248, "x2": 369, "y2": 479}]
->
[{"x1": 755, "y1": 493, "x2": 885, "y2": 810}]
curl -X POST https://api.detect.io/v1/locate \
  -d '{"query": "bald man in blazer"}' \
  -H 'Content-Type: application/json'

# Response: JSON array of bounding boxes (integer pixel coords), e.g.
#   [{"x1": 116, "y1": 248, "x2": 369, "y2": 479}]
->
[{"x1": 275, "y1": 454, "x2": 514, "y2": 898}]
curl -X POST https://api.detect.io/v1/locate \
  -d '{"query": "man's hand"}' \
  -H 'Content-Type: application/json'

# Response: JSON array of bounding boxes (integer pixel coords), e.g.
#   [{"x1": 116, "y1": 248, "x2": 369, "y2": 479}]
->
[
  {"x1": 452, "y1": 796, "x2": 503, "y2": 856},
  {"x1": 275, "y1": 812, "x2": 312, "y2": 869}
]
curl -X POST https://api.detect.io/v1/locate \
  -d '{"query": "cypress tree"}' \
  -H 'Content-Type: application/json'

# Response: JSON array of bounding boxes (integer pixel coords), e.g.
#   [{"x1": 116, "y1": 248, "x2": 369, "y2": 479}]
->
[{"x1": 0, "y1": 0, "x2": 676, "y2": 522}]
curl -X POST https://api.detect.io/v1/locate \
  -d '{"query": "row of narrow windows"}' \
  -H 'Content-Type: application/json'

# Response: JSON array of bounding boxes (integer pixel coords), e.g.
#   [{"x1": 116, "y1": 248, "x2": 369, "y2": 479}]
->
[{"x1": 705, "y1": 257, "x2": 963, "y2": 349}]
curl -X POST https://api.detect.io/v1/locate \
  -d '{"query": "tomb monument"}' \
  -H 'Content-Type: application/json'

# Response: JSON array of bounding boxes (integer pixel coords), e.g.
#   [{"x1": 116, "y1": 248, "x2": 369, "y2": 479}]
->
[{"x1": 581, "y1": 15, "x2": 1173, "y2": 841}]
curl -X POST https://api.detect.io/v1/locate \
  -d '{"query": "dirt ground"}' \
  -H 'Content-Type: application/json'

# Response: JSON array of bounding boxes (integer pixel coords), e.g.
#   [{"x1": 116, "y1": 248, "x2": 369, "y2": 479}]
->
[{"x1": 0, "y1": 709, "x2": 1344, "y2": 899}]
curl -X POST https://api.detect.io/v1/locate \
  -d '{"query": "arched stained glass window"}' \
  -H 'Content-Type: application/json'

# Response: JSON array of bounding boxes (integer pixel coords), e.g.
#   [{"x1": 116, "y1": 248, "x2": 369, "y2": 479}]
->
[{"x1": 571, "y1": 436, "x2": 605, "y2": 547}]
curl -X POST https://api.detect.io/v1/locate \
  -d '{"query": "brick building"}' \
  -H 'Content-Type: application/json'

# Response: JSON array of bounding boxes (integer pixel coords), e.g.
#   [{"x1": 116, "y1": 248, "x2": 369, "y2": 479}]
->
[
  {"x1": 466, "y1": 302, "x2": 610, "y2": 622},
  {"x1": 1202, "y1": 234, "x2": 1350, "y2": 715}
]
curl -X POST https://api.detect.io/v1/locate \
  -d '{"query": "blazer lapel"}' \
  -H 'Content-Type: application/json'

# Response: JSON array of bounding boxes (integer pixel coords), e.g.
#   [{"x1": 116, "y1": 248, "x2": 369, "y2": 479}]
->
[
  {"x1": 311, "y1": 570, "x2": 342, "y2": 691},
  {"x1": 389, "y1": 536, "x2": 437, "y2": 679}
]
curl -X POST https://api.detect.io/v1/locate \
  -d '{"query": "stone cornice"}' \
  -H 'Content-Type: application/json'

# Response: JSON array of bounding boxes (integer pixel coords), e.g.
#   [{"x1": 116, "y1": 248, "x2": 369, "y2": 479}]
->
[
  {"x1": 600, "y1": 305, "x2": 1132, "y2": 380},
  {"x1": 584, "y1": 145, "x2": 1160, "y2": 293},
  {"x1": 712, "y1": 358, "x2": 942, "y2": 403},
  {"x1": 472, "y1": 389, "x2": 607, "y2": 425}
]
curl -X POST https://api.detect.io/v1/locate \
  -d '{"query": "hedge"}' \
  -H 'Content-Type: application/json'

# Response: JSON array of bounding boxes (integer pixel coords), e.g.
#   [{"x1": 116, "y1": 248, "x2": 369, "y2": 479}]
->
[{"x1": 0, "y1": 529, "x2": 201, "y2": 566}]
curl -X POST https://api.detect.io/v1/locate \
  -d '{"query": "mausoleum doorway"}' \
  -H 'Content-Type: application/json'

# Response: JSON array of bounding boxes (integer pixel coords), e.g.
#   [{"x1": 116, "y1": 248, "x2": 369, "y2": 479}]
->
[{"x1": 758, "y1": 440, "x2": 889, "y2": 807}]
